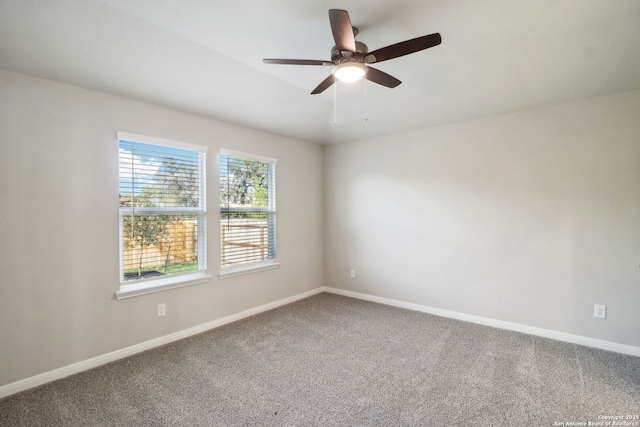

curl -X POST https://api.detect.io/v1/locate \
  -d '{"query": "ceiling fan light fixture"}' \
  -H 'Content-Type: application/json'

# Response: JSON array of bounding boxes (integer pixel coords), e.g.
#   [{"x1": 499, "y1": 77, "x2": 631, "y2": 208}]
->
[{"x1": 332, "y1": 62, "x2": 368, "y2": 83}]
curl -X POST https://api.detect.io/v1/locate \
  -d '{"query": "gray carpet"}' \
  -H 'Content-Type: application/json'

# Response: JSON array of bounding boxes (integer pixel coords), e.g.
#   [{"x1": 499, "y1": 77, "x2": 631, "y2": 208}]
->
[{"x1": 1, "y1": 293, "x2": 639, "y2": 426}]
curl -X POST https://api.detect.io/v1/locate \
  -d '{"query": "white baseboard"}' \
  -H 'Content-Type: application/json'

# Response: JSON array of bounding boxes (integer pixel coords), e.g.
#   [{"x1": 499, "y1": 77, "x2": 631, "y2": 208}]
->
[
  {"x1": 324, "y1": 287, "x2": 640, "y2": 357},
  {"x1": 0, "y1": 287, "x2": 325, "y2": 399}
]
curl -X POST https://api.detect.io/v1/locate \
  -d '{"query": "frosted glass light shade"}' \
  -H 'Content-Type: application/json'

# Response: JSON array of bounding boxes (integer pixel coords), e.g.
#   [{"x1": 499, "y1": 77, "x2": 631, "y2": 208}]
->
[{"x1": 332, "y1": 62, "x2": 368, "y2": 83}]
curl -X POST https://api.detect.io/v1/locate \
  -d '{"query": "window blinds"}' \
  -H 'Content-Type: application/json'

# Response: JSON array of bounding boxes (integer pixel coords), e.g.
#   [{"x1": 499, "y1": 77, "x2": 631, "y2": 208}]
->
[
  {"x1": 219, "y1": 150, "x2": 276, "y2": 267},
  {"x1": 118, "y1": 133, "x2": 207, "y2": 283}
]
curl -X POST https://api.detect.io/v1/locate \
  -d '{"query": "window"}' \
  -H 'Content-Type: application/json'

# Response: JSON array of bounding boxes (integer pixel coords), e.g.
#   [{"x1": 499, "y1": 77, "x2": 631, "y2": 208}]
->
[
  {"x1": 219, "y1": 149, "x2": 278, "y2": 277},
  {"x1": 117, "y1": 132, "x2": 208, "y2": 298}
]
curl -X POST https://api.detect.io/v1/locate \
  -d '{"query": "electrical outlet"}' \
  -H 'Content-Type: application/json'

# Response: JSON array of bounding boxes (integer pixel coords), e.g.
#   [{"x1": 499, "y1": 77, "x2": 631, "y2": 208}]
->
[
  {"x1": 157, "y1": 303, "x2": 166, "y2": 317},
  {"x1": 593, "y1": 304, "x2": 606, "y2": 319},
  {"x1": 350, "y1": 270, "x2": 356, "y2": 279}
]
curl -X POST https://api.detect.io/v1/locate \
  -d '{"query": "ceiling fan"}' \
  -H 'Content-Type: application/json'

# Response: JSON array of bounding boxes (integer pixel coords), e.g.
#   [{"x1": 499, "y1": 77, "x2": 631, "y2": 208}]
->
[{"x1": 264, "y1": 9, "x2": 441, "y2": 95}]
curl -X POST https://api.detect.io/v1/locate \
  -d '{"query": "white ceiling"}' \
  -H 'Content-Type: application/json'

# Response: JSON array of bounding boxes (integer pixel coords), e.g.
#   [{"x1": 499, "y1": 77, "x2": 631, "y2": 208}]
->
[{"x1": 1, "y1": 0, "x2": 639, "y2": 144}]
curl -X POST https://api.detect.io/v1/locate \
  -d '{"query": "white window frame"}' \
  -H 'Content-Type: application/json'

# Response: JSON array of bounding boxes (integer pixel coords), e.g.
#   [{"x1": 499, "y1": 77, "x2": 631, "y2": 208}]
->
[
  {"x1": 219, "y1": 148, "x2": 279, "y2": 279},
  {"x1": 116, "y1": 132, "x2": 210, "y2": 299}
]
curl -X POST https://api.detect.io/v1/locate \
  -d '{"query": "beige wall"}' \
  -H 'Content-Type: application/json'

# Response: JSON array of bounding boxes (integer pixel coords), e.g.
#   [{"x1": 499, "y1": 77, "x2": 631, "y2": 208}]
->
[
  {"x1": 0, "y1": 69, "x2": 324, "y2": 387},
  {"x1": 324, "y1": 89, "x2": 640, "y2": 348}
]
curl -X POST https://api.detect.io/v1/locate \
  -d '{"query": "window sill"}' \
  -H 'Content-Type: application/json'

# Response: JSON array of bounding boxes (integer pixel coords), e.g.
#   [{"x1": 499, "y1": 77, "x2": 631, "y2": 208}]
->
[
  {"x1": 115, "y1": 272, "x2": 212, "y2": 300},
  {"x1": 218, "y1": 261, "x2": 280, "y2": 280}
]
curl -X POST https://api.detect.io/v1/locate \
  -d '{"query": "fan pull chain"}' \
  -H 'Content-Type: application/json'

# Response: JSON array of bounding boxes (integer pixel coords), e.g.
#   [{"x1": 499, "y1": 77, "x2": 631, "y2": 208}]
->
[
  {"x1": 333, "y1": 80, "x2": 338, "y2": 126},
  {"x1": 363, "y1": 78, "x2": 368, "y2": 122}
]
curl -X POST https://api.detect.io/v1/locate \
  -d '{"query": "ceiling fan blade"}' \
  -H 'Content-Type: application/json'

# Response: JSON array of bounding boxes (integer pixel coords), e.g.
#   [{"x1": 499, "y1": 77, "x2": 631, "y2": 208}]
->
[
  {"x1": 311, "y1": 75, "x2": 336, "y2": 95},
  {"x1": 329, "y1": 9, "x2": 356, "y2": 53},
  {"x1": 366, "y1": 33, "x2": 441, "y2": 64},
  {"x1": 365, "y1": 67, "x2": 401, "y2": 88},
  {"x1": 264, "y1": 59, "x2": 333, "y2": 66}
]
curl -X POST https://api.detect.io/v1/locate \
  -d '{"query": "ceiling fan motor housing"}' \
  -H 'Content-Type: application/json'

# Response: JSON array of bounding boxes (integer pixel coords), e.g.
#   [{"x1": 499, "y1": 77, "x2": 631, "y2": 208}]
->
[{"x1": 331, "y1": 40, "x2": 369, "y2": 64}]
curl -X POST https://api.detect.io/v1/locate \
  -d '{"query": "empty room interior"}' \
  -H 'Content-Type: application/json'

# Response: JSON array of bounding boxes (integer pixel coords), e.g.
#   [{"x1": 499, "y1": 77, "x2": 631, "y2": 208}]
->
[{"x1": 1, "y1": 0, "x2": 639, "y2": 425}]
